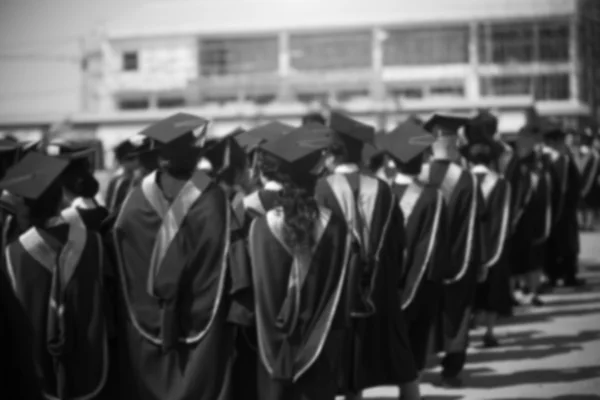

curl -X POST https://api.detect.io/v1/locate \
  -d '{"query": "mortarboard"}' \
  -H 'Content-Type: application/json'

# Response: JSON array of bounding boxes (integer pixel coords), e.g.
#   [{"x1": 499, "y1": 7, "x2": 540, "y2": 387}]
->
[
  {"x1": 466, "y1": 110, "x2": 498, "y2": 143},
  {"x1": 424, "y1": 114, "x2": 469, "y2": 136},
  {"x1": 202, "y1": 127, "x2": 247, "y2": 174},
  {"x1": 328, "y1": 111, "x2": 375, "y2": 145},
  {"x1": 239, "y1": 121, "x2": 294, "y2": 152},
  {"x1": 1, "y1": 140, "x2": 23, "y2": 179},
  {"x1": 138, "y1": 112, "x2": 209, "y2": 150},
  {"x1": 114, "y1": 139, "x2": 136, "y2": 161},
  {"x1": 0, "y1": 152, "x2": 69, "y2": 200},
  {"x1": 46, "y1": 140, "x2": 97, "y2": 171},
  {"x1": 377, "y1": 120, "x2": 436, "y2": 165},
  {"x1": 260, "y1": 124, "x2": 333, "y2": 176}
]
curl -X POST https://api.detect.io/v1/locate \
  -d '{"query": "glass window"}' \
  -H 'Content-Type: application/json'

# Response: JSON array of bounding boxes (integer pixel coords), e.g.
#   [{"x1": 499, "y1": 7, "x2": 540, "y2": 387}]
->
[
  {"x1": 118, "y1": 98, "x2": 148, "y2": 110},
  {"x1": 539, "y1": 20, "x2": 569, "y2": 62},
  {"x1": 157, "y1": 97, "x2": 186, "y2": 108},
  {"x1": 337, "y1": 89, "x2": 370, "y2": 103},
  {"x1": 290, "y1": 31, "x2": 372, "y2": 71},
  {"x1": 247, "y1": 94, "x2": 276, "y2": 105},
  {"x1": 535, "y1": 74, "x2": 570, "y2": 100},
  {"x1": 480, "y1": 76, "x2": 533, "y2": 96},
  {"x1": 122, "y1": 52, "x2": 138, "y2": 71},
  {"x1": 296, "y1": 92, "x2": 328, "y2": 104},
  {"x1": 383, "y1": 26, "x2": 469, "y2": 66},
  {"x1": 429, "y1": 84, "x2": 465, "y2": 97},
  {"x1": 200, "y1": 36, "x2": 279, "y2": 76},
  {"x1": 388, "y1": 87, "x2": 424, "y2": 99}
]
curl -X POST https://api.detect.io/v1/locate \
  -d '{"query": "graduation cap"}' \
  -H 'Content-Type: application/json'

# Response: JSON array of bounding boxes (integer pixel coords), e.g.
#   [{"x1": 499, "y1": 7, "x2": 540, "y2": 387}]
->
[
  {"x1": 139, "y1": 112, "x2": 209, "y2": 151},
  {"x1": 466, "y1": 110, "x2": 498, "y2": 143},
  {"x1": 46, "y1": 140, "x2": 96, "y2": 171},
  {"x1": 377, "y1": 120, "x2": 436, "y2": 165},
  {"x1": 202, "y1": 127, "x2": 248, "y2": 174},
  {"x1": 0, "y1": 140, "x2": 23, "y2": 179},
  {"x1": 0, "y1": 152, "x2": 69, "y2": 200},
  {"x1": 423, "y1": 114, "x2": 469, "y2": 137},
  {"x1": 114, "y1": 139, "x2": 137, "y2": 162},
  {"x1": 260, "y1": 124, "x2": 333, "y2": 176},
  {"x1": 328, "y1": 111, "x2": 375, "y2": 145},
  {"x1": 239, "y1": 121, "x2": 294, "y2": 153}
]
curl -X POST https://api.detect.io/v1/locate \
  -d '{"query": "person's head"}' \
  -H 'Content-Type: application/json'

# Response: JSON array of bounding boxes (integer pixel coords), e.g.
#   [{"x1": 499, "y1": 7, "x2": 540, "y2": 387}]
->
[
  {"x1": 468, "y1": 143, "x2": 494, "y2": 166},
  {"x1": 325, "y1": 111, "x2": 375, "y2": 169},
  {"x1": 0, "y1": 153, "x2": 69, "y2": 228},
  {"x1": 259, "y1": 124, "x2": 331, "y2": 252},
  {"x1": 204, "y1": 137, "x2": 249, "y2": 190},
  {"x1": 61, "y1": 161, "x2": 100, "y2": 202},
  {"x1": 301, "y1": 112, "x2": 326, "y2": 126},
  {"x1": 425, "y1": 115, "x2": 469, "y2": 161},
  {"x1": 516, "y1": 125, "x2": 541, "y2": 158},
  {"x1": 114, "y1": 140, "x2": 138, "y2": 173}
]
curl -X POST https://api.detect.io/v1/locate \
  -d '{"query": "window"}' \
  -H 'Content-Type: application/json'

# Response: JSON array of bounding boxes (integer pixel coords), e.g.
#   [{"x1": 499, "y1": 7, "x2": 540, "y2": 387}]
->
[
  {"x1": 118, "y1": 98, "x2": 149, "y2": 110},
  {"x1": 203, "y1": 96, "x2": 237, "y2": 105},
  {"x1": 388, "y1": 87, "x2": 424, "y2": 99},
  {"x1": 383, "y1": 26, "x2": 469, "y2": 66},
  {"x1": 247, "y1": 94, "x2": 276, "y2": 105},
  {"x1": 479, "y1": 18, "x2": 570, "y2": 64},
  {"x1": 481, "y1": 76, "x2": 533, "y2": 96},
  {"x1": 290, "y1": 31, "x2": 372, "y2": 71},
  {"x1": 157, "y1": 97, "x2": 186, "y2": 108},
  {"x1": 429, "y1": 84, "x2": 465, "y2": 97},
  {"x1": 122, "y1": 52, "x2": 138, "y2": 71},
  {"x1": 535, "y1": 74, "x2": 569, "y2": 100},
  {"x1": 200, "y1": 36, "x2": 278, "y2": 76},
  {"x1": 296, "y1": 92, "x2": 328, "y2": 104},
  {"x1": 337, "y1": 89, "x2": 370, "y2": 103}
]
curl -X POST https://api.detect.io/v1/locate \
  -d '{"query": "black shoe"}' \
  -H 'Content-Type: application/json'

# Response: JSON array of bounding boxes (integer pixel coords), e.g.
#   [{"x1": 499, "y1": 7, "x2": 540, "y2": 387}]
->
[
  {"x1": 531, "y1": 296, "x2": 544, "y2": 307},
  {"x1": 482, "y1": 334, "x2": 499, "y2": 348},
  {"x1": 439, "y1": 375, "x2": 463, "y2": 388},
  {"x1": 563, "y1": 277, "x2": 586, "y2": 287}
]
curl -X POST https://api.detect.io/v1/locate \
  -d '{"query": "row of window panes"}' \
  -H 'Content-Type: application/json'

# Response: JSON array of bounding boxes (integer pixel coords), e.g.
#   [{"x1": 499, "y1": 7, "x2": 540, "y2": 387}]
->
[
  {"x1": 120, "y1": 18, "x2": 572, "y2": 73},
  {"x1": 480, "y1": 74, "x2": 570, "y2": 100},
  {"x1": 118, "y1": 74, "x2": 572, "y2": 111}
]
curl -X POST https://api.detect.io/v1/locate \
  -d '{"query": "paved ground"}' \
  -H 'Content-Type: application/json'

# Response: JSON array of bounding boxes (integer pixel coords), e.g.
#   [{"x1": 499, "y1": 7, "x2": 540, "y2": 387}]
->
[{"x1": 352, "y1": 232, "x2": 600, "y2": 400}]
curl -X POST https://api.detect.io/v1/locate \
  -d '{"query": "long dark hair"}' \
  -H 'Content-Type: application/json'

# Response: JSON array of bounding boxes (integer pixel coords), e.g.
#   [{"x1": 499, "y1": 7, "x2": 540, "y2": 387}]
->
[
  {"x1": 257, "y1": 153, "x2": 320, "y2": 251},
  {"x1": 62, "y1": 163, "x2": 100, "y2": 198},
  {"x1": 25, "y1": 183, "x2": 63, "y2": 227}
]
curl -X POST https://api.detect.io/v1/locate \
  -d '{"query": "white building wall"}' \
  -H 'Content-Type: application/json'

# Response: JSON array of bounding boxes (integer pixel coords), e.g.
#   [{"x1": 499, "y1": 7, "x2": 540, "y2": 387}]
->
[{"x1": 104, "y1": 37, "x2": 198, "y2": 96}]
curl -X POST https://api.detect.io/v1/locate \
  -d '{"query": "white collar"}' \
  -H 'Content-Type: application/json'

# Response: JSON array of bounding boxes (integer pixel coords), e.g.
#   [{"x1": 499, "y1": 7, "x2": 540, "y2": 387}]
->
[
  {"x1": 264, "y1": 181, "x2": 284, "y2": 191},
  {"x1": 334, "y1": 163, "x2": 360, "y2": 174},
  {"x1": 197, "y1": 158, "x2": 213, "y2": 172},
  {"x1": 471, "y1": 164, "x2": 491, "y2": 174},
  {"x1": 394, "y1": 173, "x2": 413, "y2": 185}
]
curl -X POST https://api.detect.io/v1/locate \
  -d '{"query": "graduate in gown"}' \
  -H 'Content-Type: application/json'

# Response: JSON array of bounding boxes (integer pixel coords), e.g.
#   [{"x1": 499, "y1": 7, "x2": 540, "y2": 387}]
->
[
  {"x1": 202, "y1": 127, "x2": 259, "y2": 400},
  {"x1": 111, "y1": 113, "x2": 235, "y2": 400},
  {"x1": 420, "y1": 114, "x2": 484, "y2": 387},
  {"x1": 370, "y1": 120, "x2": 450, "y2": 374},
  {"x1": 467, "y1": 141, "x2": 513, "y2": 347},
  {"x1": 240, "y1": 125, "x2": 351, "y2": 400},
  {"x1": 47, "y1": 142, "x2": 109, "y2": 231},
  {"x1": 542, "y1": 124, "x2": 583, "y2": 287},
  {"x1": 105, "y1": 139, "x2": 137, "y2": 214},
  {"x1": 315, "y1": 112, "x2": 420, "y2": 400},
  {"x1": 0, "y1": 153, "x2": 111, "y2": 400},
  {"x1": 239, "y1": 122, "x2": 294, "y2": 217},
  {"x1": 573, "y1": 128, "x2": 600, "y2": 230}
]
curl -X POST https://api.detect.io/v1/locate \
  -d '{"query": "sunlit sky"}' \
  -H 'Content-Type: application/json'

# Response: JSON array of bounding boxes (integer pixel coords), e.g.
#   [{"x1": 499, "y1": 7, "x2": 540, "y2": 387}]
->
[{"x1": 0, "y1": 0, "x2": 158, "y2": 116}]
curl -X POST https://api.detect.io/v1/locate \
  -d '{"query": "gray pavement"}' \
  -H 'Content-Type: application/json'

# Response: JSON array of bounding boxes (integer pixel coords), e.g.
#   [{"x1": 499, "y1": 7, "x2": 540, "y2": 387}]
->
[{"x1": 348, "y1": 232, "x2": 600, "y2": 400}]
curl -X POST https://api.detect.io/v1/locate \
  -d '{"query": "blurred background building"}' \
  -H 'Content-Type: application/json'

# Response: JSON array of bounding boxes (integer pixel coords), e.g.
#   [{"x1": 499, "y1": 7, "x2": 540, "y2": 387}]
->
[{"x1": 1, "y1": 0, "x2": 599, "y2": 169}]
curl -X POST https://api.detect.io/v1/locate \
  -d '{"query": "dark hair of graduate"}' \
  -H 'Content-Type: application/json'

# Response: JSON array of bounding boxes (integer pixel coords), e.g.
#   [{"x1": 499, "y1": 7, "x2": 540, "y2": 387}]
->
[
  {"x1": 159, "y1": 147, "x2": 201, "y2": 179},
  {"x1": 468, "y1": 143, "x2": 494, "y2": 166},
  {"x1": 24, "y1": 182, "x2": 63, "y2": 227},
  {"x1": 328, "y1": 132, "x2": 363, "y2": 165},
  {"x1": 257, "y1": 152, "x2": 320, "y2": 251},
  {"x1": 367, "y1": 152, "x2": 386, "y2": 174},
  {"x1": 62, "y1": 162, "x2": 100, "y2": 198}
]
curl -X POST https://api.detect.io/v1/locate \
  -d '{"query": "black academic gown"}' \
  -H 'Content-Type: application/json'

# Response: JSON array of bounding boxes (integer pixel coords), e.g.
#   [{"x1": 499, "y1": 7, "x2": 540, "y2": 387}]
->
[
  {"x1": 0, "y1": 268, "x2": 44, "y2": 400},
  {"x1": 105, "y1": 172, "x2": 133, "y2": 215},
  {"x1": 315, "y1": 170, "x2": 418, "y2": 392},
  {"x1": 244, "y1": 207, "x2": 351, "y2": 400},
  {"x1": 71, "y1": 197, "x2": 110, "y2": 231},
  {"x1": 545, "y1": 149, "x2": 581, "y2": 282},
  {"x1": 2, "y1": 212, "x2": 111, "y2": 400},
  {"x1": 472, "y1": 166, "x2": 513, "y2": 316},
  {"x1": 392, "y1": 178, "x2": 450, "y2": 371},
  {"x1": 419, "y1": 159, "x2": 483, "y2": 354},
  {"x1": 573, "y1": 147, "x2": 600, "y2": 208},
  {"x1": 112, "y1": 169, "x2": 235, "y2": 400},
  {"x1": 243, "y1": 188, "x2": 282, "y2": 219}
]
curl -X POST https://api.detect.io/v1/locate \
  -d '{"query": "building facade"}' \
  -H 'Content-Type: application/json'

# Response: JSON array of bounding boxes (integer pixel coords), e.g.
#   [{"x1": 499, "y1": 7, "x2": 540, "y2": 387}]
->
[{"x1": 96, "y1": 0, "x2": 598, "y2": 125}]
